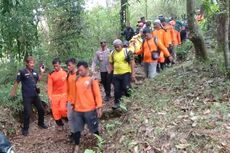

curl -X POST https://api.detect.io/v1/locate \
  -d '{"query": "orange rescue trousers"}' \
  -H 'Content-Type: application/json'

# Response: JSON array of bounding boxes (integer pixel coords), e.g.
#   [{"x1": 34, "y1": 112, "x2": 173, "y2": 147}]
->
[{"x1": 51, "y1": 94, "x2": 67, "y2": 120}]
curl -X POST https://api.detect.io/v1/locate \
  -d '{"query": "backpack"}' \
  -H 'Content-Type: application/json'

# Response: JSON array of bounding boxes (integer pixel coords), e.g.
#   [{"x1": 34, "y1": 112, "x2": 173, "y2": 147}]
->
[{"x1": 142, "y1": 37, "x2": 161, "y2": 60}]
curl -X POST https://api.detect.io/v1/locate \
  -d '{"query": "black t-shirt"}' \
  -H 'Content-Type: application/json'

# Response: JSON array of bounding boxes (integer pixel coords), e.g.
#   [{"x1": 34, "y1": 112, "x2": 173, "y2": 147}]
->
[
  {"x1": 123, "y1": 27, "x2": 135, "y2": 41},
  {"x1": 16, "y1": 68, "x2": 39, "y2": 98}
]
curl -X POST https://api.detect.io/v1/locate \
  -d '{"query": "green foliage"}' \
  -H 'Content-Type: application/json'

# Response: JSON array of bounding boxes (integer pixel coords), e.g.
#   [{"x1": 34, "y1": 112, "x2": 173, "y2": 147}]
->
[
  {"x1": 0, "y1": 84, "x2": 23, "y2": 113},
  {"x1": 84, "y1": 149, "x2": 96, "y2": 153},
  {"x1": 94, "y1": 134, "x2": 105, "y2": 153},
  {"x1": 105, "y1": 120, "x2": 122, "y2": 131},
  {"x1": 0, "y1": 0, "x2": 39, "y2": 60},
  {"x1": 176, "y1": 40, "x2": 193, "y2": 61},
  {"x1": 199, "y1": 0, "x2": 220, "y2": 31},
  {"x1": 45, "y1": 0, "x2": 85, "y2": 58},
  {"x1": 128, "y1": 0, "x2": 187, "y2": 25},
  {"x1": 119, "y1": 102, "x2": 128, "y2": 111}
]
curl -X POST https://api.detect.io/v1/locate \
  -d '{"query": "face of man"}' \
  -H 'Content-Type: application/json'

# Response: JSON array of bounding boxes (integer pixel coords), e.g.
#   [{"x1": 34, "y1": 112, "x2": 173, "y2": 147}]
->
[
  {"x1": 114, "y1": 44, "x2": 123, "y2": 52},
  {"x1": 154, "y1": 23, "x2": 161, "y2": 29},
  {"x1": 141, "y1": 17, "x2": 145, "y2": 22},
  {"x1": 26, "y1": 60, "x2": 35, "y2": 70},
  {"x1": 77, "y1": 65, "x2": 88, "y2": 77},
  {"x1": 67, "y1": 62, "x2": 76, "y2": 73},
  {"x1": 100, "y1": 41, "x2": 107, "y2": 48},
  {"x1": 162, "y1": 22, "x2": 166, "y2": 26},
  {"x1": 53, "y1": 63, "x2": 61, "y2": 72}
]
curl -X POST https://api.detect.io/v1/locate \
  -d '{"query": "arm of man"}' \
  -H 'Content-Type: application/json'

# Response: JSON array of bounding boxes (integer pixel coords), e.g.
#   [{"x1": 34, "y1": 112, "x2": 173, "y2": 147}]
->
[
  {"x1": 128, "y1": 51, "x2": 136, "y2": 81},
  {"x1": 134, "y1": 44, "x2": 144, "y2": 55},
  {"x1": 92, "y1": 80, "x2": 103, "y2": 118},
  {"x1": 47, "y1": 74, "x2": 53, "y2": 102},
  {"x1": 108, "y1": 53, "x2": 114, "y2": 74},
  {"x1": 157, "y1": 40, "x2": 173, "y2": 61},
  {"x1": 10, "y1": 70, "x2": 22, "y2": 97},
  {"x1": 130, "y1": 59, "x2": 136, "y2": 82},
  {"x1": 10, "y1": 81, "x2": 19, "y2": 97}
]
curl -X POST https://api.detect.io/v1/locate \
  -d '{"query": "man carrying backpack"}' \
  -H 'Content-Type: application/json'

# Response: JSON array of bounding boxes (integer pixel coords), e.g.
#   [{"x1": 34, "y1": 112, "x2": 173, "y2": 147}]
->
[
  {"x1": 135, "y1": 28, "x2": 172, "y2": 78},
  {"x1": 109, "y1": 39, "x2": 135, "y2": 109},
  {"x1": 72, "y1": 61, "x2": 103, "y2": 153},
  {"x1": 91, "y1": 40, "x2": 112, "y2": 102}
]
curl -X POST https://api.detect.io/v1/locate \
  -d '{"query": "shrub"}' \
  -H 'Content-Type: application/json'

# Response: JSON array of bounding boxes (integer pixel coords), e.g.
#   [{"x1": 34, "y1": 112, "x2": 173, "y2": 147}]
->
[{"x1": 176, "y1": 40, "x2": 193, "y2": 61}]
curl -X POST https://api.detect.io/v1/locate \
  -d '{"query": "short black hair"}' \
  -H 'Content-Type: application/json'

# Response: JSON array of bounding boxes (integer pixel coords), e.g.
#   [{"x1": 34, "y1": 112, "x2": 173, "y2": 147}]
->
[
  {"x1": 66, "y1": 58, "x2": 76, "y2": 65},
  {"x1": 159, "y1": 17, "x2": 166, "y2": 23},
  {"x1": 77, "y1": 61, "x2": 88, "y2": 68},
  {"x1": 143, "y1": 27, "x2": 152, "y2": 34},
  {"x1": 25, "y1": 56, "x2": 35, "y2": 63},
  {"x1": 146, "y1": 21, "x2": 151, "y2": 26},
  {"x1": 52, "y1": 58, "x2": 61, "y2": 65}
]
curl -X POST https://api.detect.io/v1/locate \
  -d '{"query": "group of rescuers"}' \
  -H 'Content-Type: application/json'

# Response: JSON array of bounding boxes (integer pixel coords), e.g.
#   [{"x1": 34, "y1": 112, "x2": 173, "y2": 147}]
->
[{"x1": 10, "y1": 16, "x2": 184, "y2": 153}]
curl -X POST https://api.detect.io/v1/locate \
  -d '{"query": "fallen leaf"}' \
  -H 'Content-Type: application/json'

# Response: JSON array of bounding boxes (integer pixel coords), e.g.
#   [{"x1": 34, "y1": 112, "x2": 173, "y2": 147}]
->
[
  {"x1": 133, "y1": 145, "x2": 139, "y2": 153},
  {"x1": 190, "y1": 116, "x2": 199, "y2": 121},
  {"x1": 189, "y1": 112, "x2": 195, "y2": 117},
  {"x1": 175, "y1": 143, "x2": 190, "y2": 149},
  {"x1": 192, "y1": 122, "x2": 197, "y2": 127},
  {"x1": 203, "y1": 109, "x2": 211, "y2": 115}
]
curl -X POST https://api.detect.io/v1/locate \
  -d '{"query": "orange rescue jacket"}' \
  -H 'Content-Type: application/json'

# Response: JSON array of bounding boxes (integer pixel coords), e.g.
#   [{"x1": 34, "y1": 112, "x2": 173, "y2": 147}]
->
[
  {"x1": 48, "y1": 69, "x2": 67, "y2": 99},
  {"x1": 135, "y1": 37, "x2": 170, "y2": 63},
  {"x1": 74, "y1": 76, "x2": 102, "y2": 112}
]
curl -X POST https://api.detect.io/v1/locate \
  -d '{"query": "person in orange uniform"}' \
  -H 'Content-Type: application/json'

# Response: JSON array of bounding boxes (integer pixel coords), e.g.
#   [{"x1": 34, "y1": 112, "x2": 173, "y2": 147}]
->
[
  {"x1": 48, "y1": 58, "x2": 68, "y2": 129},
  {"x1": 160, "y1": 17, "x2": 176, "y2": 64},
  {"x1": 176, "y1": 30, "x2": 182, "y2": 45},
  {"x1": 66, "y1": 58, "x2": 78, "y2": 140},
  {"x1": 169, "y1": 20, "x2": 181, "y2": 46},
  {"x1": 152, "y1": 19, "x2": 169, "y2": 71},
  {"x1": 72, "y1": 61, "x2": 103, "y2": 153},
  {"x1": 135, "y1": 28, "x2": 172, "y2": 78}
]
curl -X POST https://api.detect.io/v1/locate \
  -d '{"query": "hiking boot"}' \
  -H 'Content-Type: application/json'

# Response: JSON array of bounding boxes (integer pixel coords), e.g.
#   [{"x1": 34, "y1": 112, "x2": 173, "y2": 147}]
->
[
  {"x1": 68, "y1": 133, "x2": 74, "y2": 144},
  {"x1": 21, "y1": 129, "x2": 29, "y2": 136},
  {"x1": 104, "y1": 96, "x2": 110, "y2": 102},
  {"x1": 112, "y1": 103, "x2": 120, "y2": 109},
  {"x1": 38, "y1": 123, "x2": 48, "y2": 129}
]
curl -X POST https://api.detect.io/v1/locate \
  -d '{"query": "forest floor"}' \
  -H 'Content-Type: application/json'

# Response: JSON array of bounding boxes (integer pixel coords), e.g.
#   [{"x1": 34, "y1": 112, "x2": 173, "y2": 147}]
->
[{"x1": 8, "y1": 51, "x2": 230, "y2": 153}]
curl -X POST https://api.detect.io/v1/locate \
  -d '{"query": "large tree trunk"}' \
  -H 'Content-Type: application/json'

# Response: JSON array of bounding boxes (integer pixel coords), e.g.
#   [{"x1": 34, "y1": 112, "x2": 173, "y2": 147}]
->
[
  {"x1": 216, "y1": 12, "x2": 225, "y2": 52},
  {"x1": 187, "y1": 0, "x2": 208, "y2": 60},
  {"x1": 223, "y1": 0, "x2": 230, "y2": 69},
  {"x1": 120, "y1": 0, "x2": 128, "y2": 31}
]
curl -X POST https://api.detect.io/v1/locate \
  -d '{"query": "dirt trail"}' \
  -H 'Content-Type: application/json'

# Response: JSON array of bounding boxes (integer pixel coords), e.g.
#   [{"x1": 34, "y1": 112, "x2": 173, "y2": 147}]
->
[
  {"x1": 10, "y1": 66, "x2": 145, "y2": 153},
  {"x1": 11, "y1": 116, "x2": 74, "y2": 153},
  {"x1": 11, "y1": 100, "x2": 120, "y2": 153}
]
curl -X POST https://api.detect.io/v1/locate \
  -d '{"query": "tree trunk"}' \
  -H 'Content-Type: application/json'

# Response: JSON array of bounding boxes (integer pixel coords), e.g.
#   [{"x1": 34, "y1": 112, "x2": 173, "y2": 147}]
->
[
  {"x1": 216, "y1": 12, "x2": 225, "y2": 52},
  {"x1": 187, "y1": 0, "x2": 208, "y2": 60},
  {"x1": 224, "y1": 0, "x2": 230, "y2": 69},
  {"x1": 120, "y1": 0, "x2": 128, "y2": 31}
]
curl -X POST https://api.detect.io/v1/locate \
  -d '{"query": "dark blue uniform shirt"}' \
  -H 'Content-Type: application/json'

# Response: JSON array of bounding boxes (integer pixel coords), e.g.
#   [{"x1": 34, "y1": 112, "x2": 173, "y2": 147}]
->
[{"x1": 16, "y1": 68, "x2": 39, "y2": 98}]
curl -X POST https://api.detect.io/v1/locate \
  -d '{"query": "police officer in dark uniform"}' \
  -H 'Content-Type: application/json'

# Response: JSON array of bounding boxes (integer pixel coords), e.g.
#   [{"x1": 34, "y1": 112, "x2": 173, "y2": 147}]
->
[{"x1": 10, "y1": 56, "x2": 47, "y2": 136}]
